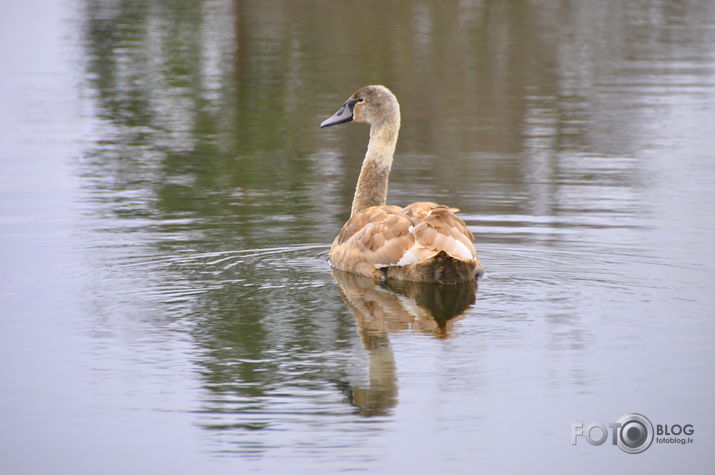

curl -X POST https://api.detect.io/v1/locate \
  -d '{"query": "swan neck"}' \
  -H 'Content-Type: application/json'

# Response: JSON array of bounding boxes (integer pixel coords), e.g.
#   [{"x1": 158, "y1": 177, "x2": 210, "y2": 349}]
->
[
  {"x1": 350, "y1": 118, "x2": 400, "y2": 216},
  {"x1": 365, "y1": 117, "x2": 399, "y2": 164}
]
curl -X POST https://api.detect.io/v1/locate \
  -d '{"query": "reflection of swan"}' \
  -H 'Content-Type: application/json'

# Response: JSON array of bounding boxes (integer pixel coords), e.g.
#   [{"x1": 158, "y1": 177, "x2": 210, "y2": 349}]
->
[
  {"x1": 321, "y1": 85, "x2": 482, "y2": 283},
  {"x1": 333, "y1": 269, "x2": 477, "y2": 338},
  {"x1": 332, "y1": 269, "x2": 477, "y2": 415}
]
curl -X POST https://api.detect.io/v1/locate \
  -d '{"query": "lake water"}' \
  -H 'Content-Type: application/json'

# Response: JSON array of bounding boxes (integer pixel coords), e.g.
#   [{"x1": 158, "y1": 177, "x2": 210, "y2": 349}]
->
[{"x1": 2, "y1": 0, "x2": 714, "y2": 473}]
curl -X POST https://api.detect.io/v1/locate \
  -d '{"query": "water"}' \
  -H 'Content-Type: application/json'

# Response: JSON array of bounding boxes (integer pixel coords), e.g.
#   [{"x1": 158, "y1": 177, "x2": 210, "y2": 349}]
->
[{"x1": 2, "y1": 0, "x2": 714, "y2": 472}]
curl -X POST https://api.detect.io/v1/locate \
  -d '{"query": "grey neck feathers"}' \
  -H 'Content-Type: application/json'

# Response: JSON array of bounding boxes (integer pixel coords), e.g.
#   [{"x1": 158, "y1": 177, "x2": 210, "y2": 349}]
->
[{"x1": 350, "y1": 117, "x2": 400, "y2": 216}]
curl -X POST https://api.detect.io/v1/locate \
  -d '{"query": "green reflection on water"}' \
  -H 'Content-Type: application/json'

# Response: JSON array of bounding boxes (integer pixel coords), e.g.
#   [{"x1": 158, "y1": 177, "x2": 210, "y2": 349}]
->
[{"x1": 75, "y1": 0, "x2": 715, "y2": 459}]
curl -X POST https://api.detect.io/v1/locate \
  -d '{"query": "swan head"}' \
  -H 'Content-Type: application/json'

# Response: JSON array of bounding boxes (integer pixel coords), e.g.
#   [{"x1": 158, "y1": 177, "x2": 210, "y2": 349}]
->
[{"x1": 320, "y1": 85, "x2": 400, "y2": 129}]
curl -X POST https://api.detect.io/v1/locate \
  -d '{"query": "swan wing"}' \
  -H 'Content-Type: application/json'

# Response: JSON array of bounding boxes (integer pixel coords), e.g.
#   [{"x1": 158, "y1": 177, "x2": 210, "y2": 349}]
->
[
  {"x1": 401, "y1": 202, "x2": 476, "y2": 262},
  {"x1": 331, "y1": 205, "x2": 418, "y2": 273},
  {"x1": 331, "y1": 203, "x2": 477, "y2": 277}
]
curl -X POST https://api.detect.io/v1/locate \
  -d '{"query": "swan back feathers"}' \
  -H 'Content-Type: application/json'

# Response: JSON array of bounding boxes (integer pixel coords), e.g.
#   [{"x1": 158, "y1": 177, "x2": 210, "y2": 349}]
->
[{"x1": 331, "y1": 202, "x2": 480, "y2": 282}]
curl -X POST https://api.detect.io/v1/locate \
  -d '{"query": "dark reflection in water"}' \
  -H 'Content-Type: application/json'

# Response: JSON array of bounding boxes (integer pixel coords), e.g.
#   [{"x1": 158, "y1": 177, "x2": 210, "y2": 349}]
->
[
  {"x1": 332, "y1": 270, "x2": 477, "y2": 415},
  {"x1": 2, "y1": 0, "x2": 715, "y2": 472}
]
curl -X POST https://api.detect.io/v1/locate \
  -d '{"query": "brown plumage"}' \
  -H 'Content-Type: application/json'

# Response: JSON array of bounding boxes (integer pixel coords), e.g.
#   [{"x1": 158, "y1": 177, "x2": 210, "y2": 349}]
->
[{"x1": 321, "y1": 85, "x2": 482, "y2": 283}]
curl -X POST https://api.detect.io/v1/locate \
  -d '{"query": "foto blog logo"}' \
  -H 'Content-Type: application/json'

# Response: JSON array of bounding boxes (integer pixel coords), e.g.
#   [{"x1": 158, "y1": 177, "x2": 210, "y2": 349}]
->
[{"x1": 571, "y1": 413, "x2": 694, "y2": 454}]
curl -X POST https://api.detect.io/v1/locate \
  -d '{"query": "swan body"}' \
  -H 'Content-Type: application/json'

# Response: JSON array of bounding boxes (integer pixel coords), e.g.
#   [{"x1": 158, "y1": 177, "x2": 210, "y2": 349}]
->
[{"x1": 321, "y1": 85, "x2": 482, "y2": 283}]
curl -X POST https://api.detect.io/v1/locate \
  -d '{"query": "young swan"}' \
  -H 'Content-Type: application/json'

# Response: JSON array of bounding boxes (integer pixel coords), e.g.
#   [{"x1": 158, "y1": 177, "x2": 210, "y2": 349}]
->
[{"x1": 321, "y1": 85, "x2": 482, "y2": 283}]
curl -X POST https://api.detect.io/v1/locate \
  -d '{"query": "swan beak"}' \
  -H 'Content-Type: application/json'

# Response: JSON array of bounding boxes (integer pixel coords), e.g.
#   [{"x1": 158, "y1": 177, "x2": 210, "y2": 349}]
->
[{"x1": 320, "y1": 99, "x2": 357, "y2": 128}]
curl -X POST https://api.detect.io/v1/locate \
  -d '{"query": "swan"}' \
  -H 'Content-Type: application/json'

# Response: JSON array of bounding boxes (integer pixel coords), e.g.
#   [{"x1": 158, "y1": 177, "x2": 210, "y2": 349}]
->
[{"x1": 321, "y1": 85, "x2": 482, "y2": 283}]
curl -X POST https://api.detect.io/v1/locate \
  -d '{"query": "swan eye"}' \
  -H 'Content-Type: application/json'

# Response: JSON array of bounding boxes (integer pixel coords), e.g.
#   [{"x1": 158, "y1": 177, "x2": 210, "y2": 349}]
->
[{"x1": 357, "y1": 98, "x2": 365, "y2": 102}]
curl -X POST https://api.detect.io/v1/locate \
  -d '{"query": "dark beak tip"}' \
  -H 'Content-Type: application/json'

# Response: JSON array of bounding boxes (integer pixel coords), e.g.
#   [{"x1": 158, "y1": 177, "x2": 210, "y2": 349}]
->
[{"x1": 320, "y1": 102, "x2": 355, "y2": 129}]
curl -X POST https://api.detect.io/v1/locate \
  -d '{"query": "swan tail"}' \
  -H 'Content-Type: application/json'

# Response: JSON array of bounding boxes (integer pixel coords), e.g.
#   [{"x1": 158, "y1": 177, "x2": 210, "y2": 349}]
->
[{"x1": 383, "y1": 251, "x2": 481, "y2": 283}]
